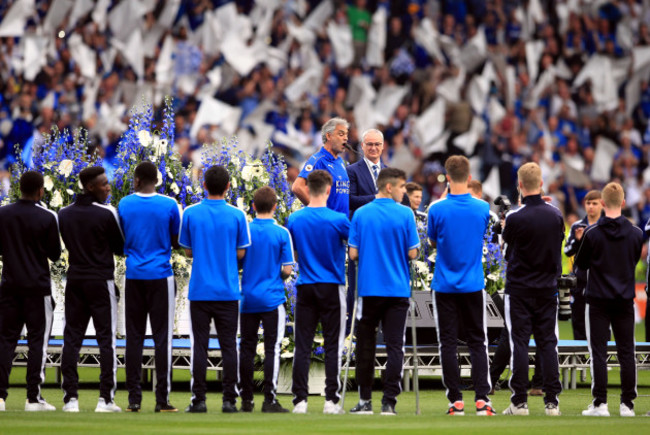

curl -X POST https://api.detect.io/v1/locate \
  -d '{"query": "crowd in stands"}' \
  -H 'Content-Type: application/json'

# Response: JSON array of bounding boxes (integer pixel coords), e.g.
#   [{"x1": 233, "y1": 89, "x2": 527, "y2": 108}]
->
[{"x1": 2, "y1": 0, "x2": 650, "y2": 226}]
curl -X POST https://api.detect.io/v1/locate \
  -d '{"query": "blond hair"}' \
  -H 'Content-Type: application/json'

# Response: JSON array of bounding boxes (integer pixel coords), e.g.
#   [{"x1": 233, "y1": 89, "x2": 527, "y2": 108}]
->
[
  {"x1": 517, "y1": 162, "x2": 542, "y2": 192},
  {"x1": 601, "y1": 182, "x2": 624, "y2": 208},
  {"x1": 468, "y1": 179, "x2": 482, "y2": 197}
]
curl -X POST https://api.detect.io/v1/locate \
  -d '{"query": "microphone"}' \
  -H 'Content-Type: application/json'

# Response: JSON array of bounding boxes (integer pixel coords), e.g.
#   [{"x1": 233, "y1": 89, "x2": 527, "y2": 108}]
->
[{"x1": 343, "y1": 143, "x2": 361, "y2": 155}]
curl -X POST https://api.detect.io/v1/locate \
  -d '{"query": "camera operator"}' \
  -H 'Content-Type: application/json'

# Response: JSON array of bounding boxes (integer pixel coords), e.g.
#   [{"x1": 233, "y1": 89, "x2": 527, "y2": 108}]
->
[
  {"x1": 501, "y1": 162, "x2": 564, "y2": 416},
  {"x1": 563, "y1": 190, "x2": 603, "y2": 340},
  {"x1": 575, "y1": 183, "x2": 643, "y2": 417}
]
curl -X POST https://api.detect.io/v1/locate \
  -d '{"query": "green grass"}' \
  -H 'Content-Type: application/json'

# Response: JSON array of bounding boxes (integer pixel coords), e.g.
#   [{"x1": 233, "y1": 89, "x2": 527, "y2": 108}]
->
[{"x1": 1, "y1": 320, "x2": 648, "y2": 433}]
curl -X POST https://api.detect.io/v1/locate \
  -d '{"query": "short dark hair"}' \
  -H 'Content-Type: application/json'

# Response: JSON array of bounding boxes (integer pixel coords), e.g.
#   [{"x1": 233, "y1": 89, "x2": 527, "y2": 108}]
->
[
  {"x1": 204, "y1": 165, "x2": 229, "y2": 195},
  {"x1": 79, "y1": 166, "x2": 105, "y2": 189},
  {"x1": 20, "y1": 171, "x2": 44, "y2": 196},
  {"x1": 306, "y1": 170, "x2": 332, "y2": 195},
  {"x1": 377, "y1": 167, "x2": 406, "y2": 192},
  {"x1": 444, "y1": 155, "x2": 470, "y2": 183},
  {"x1": 405, "y1": 182, "x2": 422, "y2": 194},
  {"x1": 134, "y1": 161, "x2": 157, "y2": 185},
  {"x1": 253, "y1": 186, "x2": 277, "y2": 213}
]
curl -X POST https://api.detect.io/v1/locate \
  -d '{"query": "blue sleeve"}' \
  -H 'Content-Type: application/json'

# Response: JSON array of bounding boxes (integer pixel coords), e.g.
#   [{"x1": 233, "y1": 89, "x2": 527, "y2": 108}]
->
[
  {"x1": 338, "y1": 214, "x2": 351, "y2": 241},
  {"x1": 427, "y1": 207, "x2": 436, "y2": 241},
  {"x1": 179, "y1": 212, "x2": 191, "y2": 248},
  {"x1": 170, "y1": 202, "x2": 181, "y2": 236},
  {"x1": 348, "y1": 214, "x2": 359, "y2": 248},
  {"x1": 237, "y1": 212, "x2": 251, "y2": 249},
  {"x1": 297, "y1": 154, "x2": 319, "y2": 179},
  {"x1": 280, "y1": 228, "x2": 294, "y2": 265},
  {"x1": 407, "y1": 211, "x2": 420, "y2": 250}
]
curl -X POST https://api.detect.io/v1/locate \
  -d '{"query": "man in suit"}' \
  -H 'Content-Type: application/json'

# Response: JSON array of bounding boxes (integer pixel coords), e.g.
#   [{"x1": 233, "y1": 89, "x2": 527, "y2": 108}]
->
[{"x1": 346, "y1": 129, "x2": 385, "y2": 333}]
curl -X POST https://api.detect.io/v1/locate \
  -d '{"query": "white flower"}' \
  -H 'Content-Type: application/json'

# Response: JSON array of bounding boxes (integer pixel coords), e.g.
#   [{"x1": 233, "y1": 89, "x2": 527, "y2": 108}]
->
[
  {"x1": 138, "y1": 130, "x2": 152, "y2": 147},
  {"x1": 241, "y1": 165, "x2": 254, "y2": 182},
  {"x1": 281, "y1": 351, "x2": 294, "y2": 359},
  {"x1": 281, "y1": 337, "x2": 290, "y2": 348},
  {"x1": 170, "y1": 182, "x2": 180, "y2": 194},
  {"x1": 153, "y1": 138, "x2": 167, "y2": 157},
  {"x1": 166, "y1": 168, "x2": 174, "y2": 178},
  {"x1": 66, "y1": 189, "x2": 74, "y2": 195},
  {"x1": 77, "y1": 180, "x2": 83, "y2": 190},
  {"x1": 231, "y1": 155, "x2": 240, "y2": 168},
  {"x1": 43, "y1": 176, "x2": 54, "y2": 191},
  {"x1": 50, "y1": 191, "x2": 63, "y2": 208},
  {"x1": 58, "y1": 159, "x2": 74, "y2": 177},
  {"x1": 156, "y1": 169, "x2": 163, "y2": 187},
  {"x1": 186, "y1": 185, "x2": 193, "y2": 192},
  {"x1": 415, "y1": 261, "x2": 429, "y2": 275},
  {"x1": 256, "y1": 343, "x2": 265, "y2": 359},
  {"x1": 231, "y1": 177, "x2": 238, "y2": 189},
  {"x1": 236, "y1": 197, "x2": 248, "y2": 212},
  {"x1": 482, "y1": 246, "x2": 488, "y2": 255},
  {"x1": 313, "y1": 336, "x2": 324, "y2": 345},
  {"x1": 487, "y1": 272, "x2": 499, "y2": 282},
  {"x1": 251, "y1": 165, "x2": 265, "y2": 179},
  {"x1": 291, "y1": 200, "x2": 302, "y2": 212}
]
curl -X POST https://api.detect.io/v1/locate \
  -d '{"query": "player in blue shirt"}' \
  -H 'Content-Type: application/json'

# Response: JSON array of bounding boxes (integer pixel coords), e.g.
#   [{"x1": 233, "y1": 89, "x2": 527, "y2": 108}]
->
[
  {"x1": 239, "y1": 186, "x2": 293, "y2": 414},
  {"x1": 118, "y1": 162, "x2": 181, "y2": 413},
  {"x1": 179, "y1": 165, "x2": 250, "y2": 414},
  {"x1": 287, "y1": 170, "x2": 350, "y2": 414},
  {"x1": 291, "y1": 117, "x2": 350, "y2": 215},
  {"x1": 428, "y1": 155, "x2": 495, "y2": 416},
  {"x1": 348, "y1": 168, "x2": 419, "y2": 415}
]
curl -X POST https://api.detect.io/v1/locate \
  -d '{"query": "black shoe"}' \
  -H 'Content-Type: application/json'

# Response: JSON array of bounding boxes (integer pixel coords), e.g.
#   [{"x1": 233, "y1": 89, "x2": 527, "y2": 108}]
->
[
  {"x1": 262, "y1": 401, "x2": 289, "y2": 413},
  {"x1": 380, "y1": 403, "x2": 396, "y2": 415},
  {"x1": 155, "y1": 402, "x2": 178, "y2": 413},
  {"x1": 350, "y1": 400, "x2": 373, "y2": 415},
  {"x1": 241, "y1": 400, "x2": 254, "y2": 412},
  {"x1": 222, "y1": 401, "x2": 238, "y2": 413},
  {"x1": 126, "y1": 403, "x2": 141, "y2": 413},
  {"x1": 185, "y1": 401, "x2": 207, "y2": 413}
]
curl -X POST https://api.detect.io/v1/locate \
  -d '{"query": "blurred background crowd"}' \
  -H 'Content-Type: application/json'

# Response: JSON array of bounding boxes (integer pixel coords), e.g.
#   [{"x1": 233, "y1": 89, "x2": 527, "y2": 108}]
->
[{"x1": 2, "y1": 0, "x2": 650, "y2": 227}]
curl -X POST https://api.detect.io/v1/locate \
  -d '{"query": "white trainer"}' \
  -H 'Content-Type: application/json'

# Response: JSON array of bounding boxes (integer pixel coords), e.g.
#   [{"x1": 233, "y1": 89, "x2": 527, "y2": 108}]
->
[
  {"x1": 502, "y1": 402, "x2": 529, "y2": 416},
  {"x1": 292, "y1": 400, "x2": 307, "y2": 414},
  {"x1": 544, "y1": 403, "x2": 561, "y2": 416},
  {"x1": 25, "y1": 399, "x2": 56, "y2": 412},
  {"x1": 62, "y1": 398, "x2": 79, "y2": 413},
  {"x1": 323, "y1": 400, "x2": 344, "y2": 415},
  {"x1": 0, "y1": 398, "x2": 5, "y2": 411},
  {"x1": 619, "y1": 403, "x2": 635, "y2": 417},
  {"x1": 95, "y1": 398, "x2": 122, "y2": 413},
  {"x1": 582, "y1": 403, "x2": 610, "y2": 417}
]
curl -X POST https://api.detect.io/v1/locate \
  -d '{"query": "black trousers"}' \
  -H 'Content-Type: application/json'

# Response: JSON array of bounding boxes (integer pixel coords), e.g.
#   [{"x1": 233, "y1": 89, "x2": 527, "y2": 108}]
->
[
  {"x1": 125, "y1": 277, "x2": 175, "y2": 406},
  {"x1": 490, "y1": 293, "x2": 542, "y2": 388},
  {"x1": 570, "y1": 286, "x2": 587, "y2": 340},
  {"x1": 345, "y1": 261, "x2": 356, "y2": 335},
  {"x1": 292, "y1": 283, "x2": 345, "y2": 405},
  {"x1": 239, "y1": 305, "x2": 285, "y2": 403},
  {"x1": 356, "y1": 296, "x2": 409, "y2": 406},
  {"x1": 505, "y1": 293, "x2": 562, "y2": 406},
  {"x1": 0, "y1": 292, "x2": 54, "y2": 401},
  {"x1": 189, "y1": 300, "x2": 239, "y2": 404},
  {"x1": 62, "y1": 279, "x2": 118, "y2": 404},
  {"x1": 433, "y1": 290, "x2": 491, "y2": 403},
  {"x1": 586, "y1": 297, "x2": 637, "y2": 407}
]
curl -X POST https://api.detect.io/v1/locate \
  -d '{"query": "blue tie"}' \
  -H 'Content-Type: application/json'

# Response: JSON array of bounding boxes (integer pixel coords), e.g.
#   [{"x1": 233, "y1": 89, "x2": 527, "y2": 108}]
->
[{"x1": 372, "y1": 164, "x2": 379, "y2": 180}]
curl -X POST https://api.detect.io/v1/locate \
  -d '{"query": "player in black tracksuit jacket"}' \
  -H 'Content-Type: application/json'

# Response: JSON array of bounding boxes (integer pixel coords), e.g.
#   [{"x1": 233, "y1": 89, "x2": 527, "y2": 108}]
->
[
  {"x1": 575, "y1": 183, "x2": 643, "y2": 415},
  {"x1": 502, "y1": 163, "x2": 564, "y2": 415},
  {"x1": 0, "y1": 171, "x2": 61, "y2": 410},
  {"x1": 58, "y1": 167, "x2": 124, "y2": 412}
]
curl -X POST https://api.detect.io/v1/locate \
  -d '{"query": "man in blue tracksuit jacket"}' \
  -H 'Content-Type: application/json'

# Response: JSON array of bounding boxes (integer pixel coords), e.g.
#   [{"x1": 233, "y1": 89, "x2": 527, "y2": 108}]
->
[
  {"x1": 502, "y1": 162, "x2": 564, "y2": 416},
  {"x1": 576, "y1": 182, "x2": 643, "y2": 417}
]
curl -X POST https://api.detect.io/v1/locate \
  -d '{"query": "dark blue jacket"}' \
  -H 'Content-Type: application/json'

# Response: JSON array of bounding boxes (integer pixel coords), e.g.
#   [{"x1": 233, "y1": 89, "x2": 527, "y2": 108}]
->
[
  {"x1": 564, "y1": 216, "x2": 590, "y2": 286},
  {"x1": 576, "y1": 216, "x2": 643, "y2": 301},
  {"x1": 347, "y1": 159, "x2": 382, "y2": 218},
  {"x1": 502, "y1": 194, "x2": 564, "y2": 297},
  {"x1": 347, "y1": 159, "x2": 410, "y2": 218}
]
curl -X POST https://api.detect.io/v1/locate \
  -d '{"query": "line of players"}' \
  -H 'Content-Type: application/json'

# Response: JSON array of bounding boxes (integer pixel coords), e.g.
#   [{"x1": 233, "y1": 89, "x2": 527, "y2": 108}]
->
[{"x1": 0, "y1": 157, "x2": 644, "y2": 417}]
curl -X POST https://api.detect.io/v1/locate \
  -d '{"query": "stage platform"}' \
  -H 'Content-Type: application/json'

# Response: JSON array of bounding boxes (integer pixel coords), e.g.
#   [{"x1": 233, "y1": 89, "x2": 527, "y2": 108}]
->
[{"x1": 12, "y1": 338, "x2": 650, "y2": 391}]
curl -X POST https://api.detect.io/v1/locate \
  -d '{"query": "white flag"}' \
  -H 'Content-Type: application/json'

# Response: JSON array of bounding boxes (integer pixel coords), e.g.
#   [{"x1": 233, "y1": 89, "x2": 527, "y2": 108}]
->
[
  {"x1": 0, "y1": 0, "x2": 34, "y2": 37},
  {"x1": 590, "y1": 137, "x2": 618, "y2": 183},
  {"x1": 43, "y1": 0, "x2": 73, "y2": 34},
  {"x1": 190, "y1": 97, "x2": 242, "y2": 139},
  {"x1": 327, "y1": 21, "x2": 354, "y2": 69},
  {"x1": 415, "y1": 98, "x2": 446, "y2": 147},
  {"x1": 366, "y1": 7, "x2": 386, "y2": 67}
]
